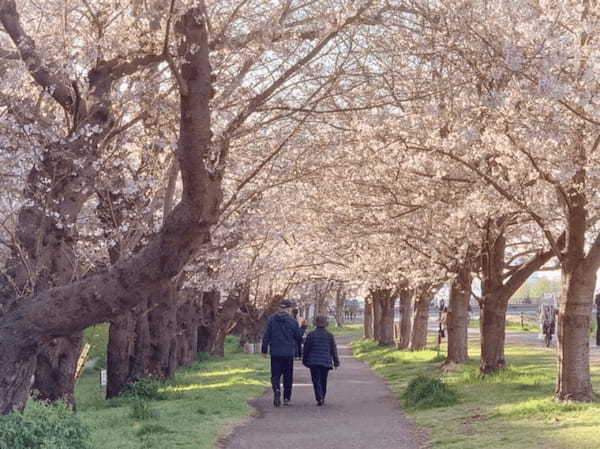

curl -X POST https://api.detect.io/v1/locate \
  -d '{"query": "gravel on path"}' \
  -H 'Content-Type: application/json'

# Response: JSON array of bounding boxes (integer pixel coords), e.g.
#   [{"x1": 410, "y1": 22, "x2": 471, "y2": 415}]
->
[{"x1": 221, "y1": 337, "x2": 426, "y2": 449}]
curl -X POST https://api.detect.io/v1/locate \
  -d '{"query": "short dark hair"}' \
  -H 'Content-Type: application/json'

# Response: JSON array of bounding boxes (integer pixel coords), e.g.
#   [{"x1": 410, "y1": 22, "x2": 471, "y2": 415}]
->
[{"x1": 315, "y1": 315, "x2": 328, "y2": 328}]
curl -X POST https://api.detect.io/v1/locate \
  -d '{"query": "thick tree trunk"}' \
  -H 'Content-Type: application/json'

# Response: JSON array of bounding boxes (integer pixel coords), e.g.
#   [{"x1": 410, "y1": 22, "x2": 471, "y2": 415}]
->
[
  {"x1": 363, "y1": 296, "x2": 373, "y2": 339},
  {"x1": 397, "y1": 288, "x2": 412, "y2": 350},
  {"x1": 176, "y1": 300, "x2": 199, "y2": 367},
  {"x1": 372, "y1": 295, "x2": 382, "y2": 342},
  {"x1": 198, "y1": 290, "x2": 219, "y2": 353},
  {"x1": 555, "y1": 266, "x2": 595, "y2": 401},
  {"x1": 479, "y1": 292, "x2": 509, "y2": 373},
  {"x1": 148, "y1": 283, "x2": 178, "y2": 379},
  {"x1": 446, "y1": 266, "x2": 472, "y2": 365},
  {"x1": 129, "y1": 301, "x2": 151, "y2": 381},
  {"x1": 210, "y1": 286, "x2": 245, "y2": 357},
  {"x1": 32, "y1": 333, "x2": 83, "y2": 405},
  {"x1": 409, "y1": 289, "x2": 433, "y2": 351},
  {"x1": 371, "y1": 289, "x2": 395, "y2": 345},
  {"x1": 106, "y1": 314, "x2": 136, "y2": 399}
]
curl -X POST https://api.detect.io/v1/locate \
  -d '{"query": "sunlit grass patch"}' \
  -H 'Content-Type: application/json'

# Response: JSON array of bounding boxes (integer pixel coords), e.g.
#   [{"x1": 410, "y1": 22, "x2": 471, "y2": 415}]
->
[
  {"x1": 76, "y1": 336, "x2": 269, "y2": 449},
  {"x1": 353, "y1": 337, "x2": 600, "y2": 449}
]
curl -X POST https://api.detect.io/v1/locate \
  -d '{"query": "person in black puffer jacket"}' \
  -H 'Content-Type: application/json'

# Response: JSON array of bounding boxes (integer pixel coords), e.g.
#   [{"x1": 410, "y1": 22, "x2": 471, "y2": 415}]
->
[
  {"x1": 302, "y1": 315, "x2": 340, "y2": 406},
  {"x1": 262, "y1": 299, "x2": 307, "y2": 407}
]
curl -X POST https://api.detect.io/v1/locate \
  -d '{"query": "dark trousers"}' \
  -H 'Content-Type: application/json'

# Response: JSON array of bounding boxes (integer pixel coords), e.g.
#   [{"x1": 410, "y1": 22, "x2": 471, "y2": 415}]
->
[
  {"x1": 271, "y1": 356, "x2": 294, "y2": 400},
  {"x1": 309, "y1": 366, "x2": 330, "y2": 401}
]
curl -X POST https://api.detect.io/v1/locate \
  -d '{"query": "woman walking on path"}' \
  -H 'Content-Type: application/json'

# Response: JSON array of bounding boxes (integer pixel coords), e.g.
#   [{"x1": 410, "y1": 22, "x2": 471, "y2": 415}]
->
[{"x1": 302, "y1": 315, "x2": 340, "y2": 406}]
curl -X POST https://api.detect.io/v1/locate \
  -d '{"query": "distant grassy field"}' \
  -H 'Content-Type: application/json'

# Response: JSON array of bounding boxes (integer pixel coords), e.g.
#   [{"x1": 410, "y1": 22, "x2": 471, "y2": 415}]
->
[
  {"x1": 352, "y1": 338, "x2": 600, "y2": 449},
  {"x1": 328, "y1": 323, "x2": 363, "y2": 338},
  {"x1": 76, "y1": 336, "x2": 269, "y2": 449}
]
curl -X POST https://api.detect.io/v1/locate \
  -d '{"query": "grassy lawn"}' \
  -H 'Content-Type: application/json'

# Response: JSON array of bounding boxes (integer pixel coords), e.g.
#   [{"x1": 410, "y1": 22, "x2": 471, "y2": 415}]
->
[
  {"x1": 353, "y1": 338, "x2": 600, "y2": 449},
  {"x1": 76, "y1": 337, "x2": 269, "y2": 449},
  {"x1": 468, "y1": 315, "x2": 539, "y2": 333},
  {"x1": 328, "y1": 323, "x2": 363, "y2": 338}
]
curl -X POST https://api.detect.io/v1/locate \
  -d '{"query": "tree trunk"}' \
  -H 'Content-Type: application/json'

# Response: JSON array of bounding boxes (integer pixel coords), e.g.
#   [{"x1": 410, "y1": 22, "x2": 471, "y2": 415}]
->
[
  {"x1": 372, "y1": 295, "x2": 382, "y2": 342},
  {"x1": 479, "y1": 291, "x2": 510, "y2": 373},
  {"x1": 555, "y1": 265, "x2": 595, "y2": 401},
  {"x1": 335, "y1": 288, "x2": 345, "y2": 327},
  {"x1": 210, "y1": 285, "x2": 245, "y2": 357},
  {"x1": 0, "y1": 10, "x2": 219, "y2": 414},
  {"x1": 397, "y1": 288, "x2": 412, "y2": 350},
  {"x1": 371, "y1": 289, "x2": 395, "y2": 345},
  {"x1": 363, "y1": 296, "x2": 373, "y2": 339},
  {"x1": 446, "y1": 265, "x2": 472, "y2": 364},
  {"x1": 106, "y1": 314, "x2": 136, "y2": 399},
  {"x1": 148, "y1": 283, "x2": 178, "y2": 379},
  {"x1": 129, "y1": 301, "x2": 151, "y2": 381},
  {"x1": 198, "y1": 290, "x2": 219, "y2": 353},
  {"x1": 409, "y1": 289, "x2": 432, "y2": 351}
]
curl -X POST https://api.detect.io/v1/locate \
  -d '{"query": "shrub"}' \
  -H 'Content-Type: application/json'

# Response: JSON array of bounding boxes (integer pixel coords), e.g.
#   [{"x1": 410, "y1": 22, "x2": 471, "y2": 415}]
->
[
  {"x1": 402, "y1": 375, "x2": 458, "y2": 409},
  {"x1": 130, "y1": 399, "x2": 159, "y2": 420},
  {"x1": 122, "y1": 378, "x2": 166, "y2": 400},
  {"x1": 0, "y1": 400, "x2": 92, "y2": 449}
]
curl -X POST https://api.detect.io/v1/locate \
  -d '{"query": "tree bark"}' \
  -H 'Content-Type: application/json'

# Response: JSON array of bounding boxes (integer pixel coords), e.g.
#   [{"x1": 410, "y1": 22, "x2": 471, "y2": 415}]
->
[
  {"x1": 148, "y1": 283, "x2": 178, "y2": 379},
  {"x1": 0, "y1": 8, "x2": 218, "y2": 413},
  {"x1": 372, "y1": 294, "x2": 382, "y2": 342},
  {"x1": 446, "y1": 264, "x2": 472, "y2": 365},
  {"x1": 335, "y1": 287, "x2": 345, "y2": 327},
  {"x1": 397, "y1": 288, "x2": 412, "y2": 350},
  {"x1": 198, "y1": 290, "x2": 219, "y2": 353},
  {"x1": 363, "y1": 296, "x2": 373, "y2": 339},
  {"x1": 371, "y1": 288, "x2": 395, "y2": 345},
  {"x1": 106, "y1": 313, "x2": 136, "y2": 399},
  {"x1": 555, "y1": 263, "x2": 595, "y2": 401},
  {"x1": 409, "y1": 288, "x2": 433, "y2": 351}
]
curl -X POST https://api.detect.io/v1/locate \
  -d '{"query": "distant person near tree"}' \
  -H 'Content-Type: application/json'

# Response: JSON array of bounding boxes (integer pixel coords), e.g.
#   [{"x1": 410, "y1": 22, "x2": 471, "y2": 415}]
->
[
  {"x1": 302, "y1": 315, "x2": 340, "y2": 406},
  {"x1": 261, "y1": 299, "x2": 307, "y2": 407}
]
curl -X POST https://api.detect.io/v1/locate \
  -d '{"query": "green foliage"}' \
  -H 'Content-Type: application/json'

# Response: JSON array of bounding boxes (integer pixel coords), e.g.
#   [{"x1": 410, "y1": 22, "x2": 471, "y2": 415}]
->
[
  {"x1": 130, "y1": 399, "x2": 159, "y2": 420},
  {"x1": 0, "y1": 400, "x2": 92, "y2": 449},
  {"x1": 402, "y1": 376, "x2": 458, "y2": 409},
  {"x1": 122, "y1": 378, "x2": 166, "y2": 400},
  {"x1": 83, "y1": 324, "x2": 109, "y2": 371}
]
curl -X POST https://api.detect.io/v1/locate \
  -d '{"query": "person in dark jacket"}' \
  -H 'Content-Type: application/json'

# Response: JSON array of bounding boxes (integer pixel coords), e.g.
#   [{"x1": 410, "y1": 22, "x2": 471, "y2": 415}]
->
[
  {"x1": 262, "y1": 299, "x2": 306, "y2": 407},
  {"x1": 302, "y1": 315, "x2": 340, "y2": 406}
]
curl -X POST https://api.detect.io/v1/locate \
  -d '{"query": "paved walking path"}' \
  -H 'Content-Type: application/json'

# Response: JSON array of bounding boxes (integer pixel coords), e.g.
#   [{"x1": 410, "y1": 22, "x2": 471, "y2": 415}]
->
[{"x1": 221, "y1": 338, "x2": 425, "y2": 449}]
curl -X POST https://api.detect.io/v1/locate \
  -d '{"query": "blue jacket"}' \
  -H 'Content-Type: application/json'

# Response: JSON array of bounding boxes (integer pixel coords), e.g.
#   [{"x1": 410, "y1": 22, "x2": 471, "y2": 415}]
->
[
  {"x1": 262, "y1": 312, "x2": 305, "y2": 357},
  {"x1": 302, "y1": 328, "x2": 340, "y2": 369}
]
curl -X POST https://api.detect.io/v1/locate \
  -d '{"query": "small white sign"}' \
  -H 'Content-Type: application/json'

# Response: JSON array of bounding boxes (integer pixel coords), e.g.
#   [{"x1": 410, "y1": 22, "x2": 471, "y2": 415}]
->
[{"x1": 100, "y1": 369, "x2": 107, "y2": 386}]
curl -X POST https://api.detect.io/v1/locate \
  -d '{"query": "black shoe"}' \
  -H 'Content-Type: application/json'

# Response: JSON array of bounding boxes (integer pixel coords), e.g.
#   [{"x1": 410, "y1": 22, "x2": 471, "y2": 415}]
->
[
  {"x1": 283, "y1": 399, "x2": 290, "y2": 406},
  {"x1": 274, "y1": 392, "x2": 281, "y2": 407},
  {"x1": 316, "y1": 399, "x2": 323, "y2": 406}
]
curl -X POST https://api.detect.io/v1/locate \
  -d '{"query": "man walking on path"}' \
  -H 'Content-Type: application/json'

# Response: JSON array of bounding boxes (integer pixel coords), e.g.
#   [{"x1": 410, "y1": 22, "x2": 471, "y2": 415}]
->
[
  {"x1": 302, "y1": 315, "x2": 340, "y2": 405},
  {"x1": 262, "y1": 299, "x2": 307, "y2": 407}
]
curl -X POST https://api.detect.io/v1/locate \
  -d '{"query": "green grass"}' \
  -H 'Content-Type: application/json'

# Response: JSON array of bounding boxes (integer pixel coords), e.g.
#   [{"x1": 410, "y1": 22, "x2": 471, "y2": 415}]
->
[
  {"x1": 468, "y1": 317, "x2": 538, "y2": 333},
  {"x1": 328, "y1": 323, "x2": 363, "y2": 338},
  {"x1": 83, "y1": 324, "x2": 109, "y2": 371},
  {"x1": 76, "y1": 336, "x2": 269, "y2": 449},
  {"x1": 352, "y1": 338, "x2": 600, "y2": 449}
]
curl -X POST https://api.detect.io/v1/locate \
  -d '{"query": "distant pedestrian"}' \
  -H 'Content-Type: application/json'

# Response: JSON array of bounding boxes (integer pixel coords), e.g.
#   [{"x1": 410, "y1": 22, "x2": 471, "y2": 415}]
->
[
  {"x1": 262, "y1": 299, "x2": 307, "y2": 407},
  {"x1": 302, "y1": 315, "x2": 340, "y2": 406}
]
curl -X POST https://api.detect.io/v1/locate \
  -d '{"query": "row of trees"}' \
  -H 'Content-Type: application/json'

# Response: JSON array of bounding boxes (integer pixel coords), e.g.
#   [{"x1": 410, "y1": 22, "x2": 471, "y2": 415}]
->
[{"x1": 1, "y1": 0, "x2": 599, "y2": 414}]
